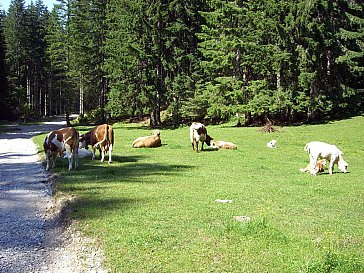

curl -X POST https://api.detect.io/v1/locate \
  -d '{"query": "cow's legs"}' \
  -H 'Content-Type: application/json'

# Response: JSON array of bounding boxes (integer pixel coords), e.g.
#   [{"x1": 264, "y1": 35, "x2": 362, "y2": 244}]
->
[
  {"x1": 309, "y1": 155, "x2": 318, "y2": 175},
  {"x1": 108, "y1": 144, "x2": 113, "y2": 164},
  {"x1": 329, "y1": 156, "x2": 335, "y2": 175},
  {"x1": 64, "y1": 144, "x2": 73, "y2": 170},
  {"x1": 91, "y1": 147, "x2": 96, "y2": 160},
  {"x1": 100, "y1": 150, "x2": 105, "y2": 162},
  {"x1": 74, "y1": 149, "x2": 79, "y2": 169},
  {"x1": 46, "y1": 152, "x2": 51, "y2": 171}
]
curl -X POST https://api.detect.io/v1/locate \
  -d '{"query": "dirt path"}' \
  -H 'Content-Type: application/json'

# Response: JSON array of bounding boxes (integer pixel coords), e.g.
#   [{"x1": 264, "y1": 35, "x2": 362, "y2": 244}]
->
[{"x1": 0, "y1": 117, "x2": 106, "y2": 273}]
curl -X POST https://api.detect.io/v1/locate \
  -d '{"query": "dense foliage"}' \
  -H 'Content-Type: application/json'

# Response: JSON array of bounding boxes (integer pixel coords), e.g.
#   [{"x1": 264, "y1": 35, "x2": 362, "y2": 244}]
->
[{"x1": 0, "y1": 0, "x2": 363, "y2": 125}]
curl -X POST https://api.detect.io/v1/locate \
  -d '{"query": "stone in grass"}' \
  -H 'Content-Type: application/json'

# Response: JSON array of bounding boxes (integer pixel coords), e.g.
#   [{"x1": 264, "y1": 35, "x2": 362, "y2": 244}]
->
[
  {"x1": 234, "y1": 215, "x2": 251, "y2": 223},
  {"x1": 215, "y1": 199, "x2": 233, "y2": 203}
]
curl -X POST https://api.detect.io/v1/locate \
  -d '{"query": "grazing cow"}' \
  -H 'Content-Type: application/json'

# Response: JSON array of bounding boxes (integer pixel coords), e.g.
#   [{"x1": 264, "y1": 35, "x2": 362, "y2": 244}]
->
[
  {"x1": 211, "y1": 140, "x2": 237, "y2": 150},
  {"x1": 43, "y1": 127, "x2": 79, "y2": 171},
  {"x1": 304, "y1": 141, "x2": 348, "y2": 175},
  {"x1": 79, "y1": 124, "x2": 114, "y2": 163},
  {"x1": 132, "y1": 130, "x2": 161, "y2": 148},
  {"x1": 299, "y1": 159, "x2": 326, "y2": 173},
  {"x1": 190, "y1": 122, "x2": 212, "y2": 153}
]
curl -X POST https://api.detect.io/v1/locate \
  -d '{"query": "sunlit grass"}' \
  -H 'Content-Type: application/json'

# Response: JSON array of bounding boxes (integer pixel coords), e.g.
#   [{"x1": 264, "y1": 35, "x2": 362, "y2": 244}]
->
[{"x1": 33, "y1": 116, "x2": 364, "y2": 272}]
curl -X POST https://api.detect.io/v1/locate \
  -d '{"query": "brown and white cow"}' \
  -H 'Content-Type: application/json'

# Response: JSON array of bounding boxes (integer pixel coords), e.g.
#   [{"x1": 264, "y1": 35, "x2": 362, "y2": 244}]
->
[
  {"x1": 43, "y1": 127, "x2": 79, "y2": 171},
  {"x1": 79, "y1": 124, "x2": 114, "y2": 163},
  {"x1": 190, "y1": 122, "x2": 213, "y2": 153}
]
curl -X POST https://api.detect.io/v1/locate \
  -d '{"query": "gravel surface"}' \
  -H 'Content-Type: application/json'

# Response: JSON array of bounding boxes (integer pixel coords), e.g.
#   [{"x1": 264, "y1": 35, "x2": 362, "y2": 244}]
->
[{"x1": 0, "y1": 118, "x2": 106, "y2": 273}]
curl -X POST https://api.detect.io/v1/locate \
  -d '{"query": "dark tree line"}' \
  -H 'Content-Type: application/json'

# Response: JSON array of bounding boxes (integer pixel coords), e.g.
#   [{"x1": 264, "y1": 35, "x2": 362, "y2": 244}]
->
[{"x1": 0, "y1": 0, "x2": 363, "y2": 126}]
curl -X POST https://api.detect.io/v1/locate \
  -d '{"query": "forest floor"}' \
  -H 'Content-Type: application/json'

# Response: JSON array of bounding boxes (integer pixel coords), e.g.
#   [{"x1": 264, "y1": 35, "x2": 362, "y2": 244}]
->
[{"x1": 0, "y1": 117, "x2": 107, "y2": 273}]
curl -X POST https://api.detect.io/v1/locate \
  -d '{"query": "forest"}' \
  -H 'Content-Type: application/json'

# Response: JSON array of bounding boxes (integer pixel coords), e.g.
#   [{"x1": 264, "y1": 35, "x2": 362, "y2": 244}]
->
[{"x1": 0, "y1": 0, "x2": 363, "y2": 127}]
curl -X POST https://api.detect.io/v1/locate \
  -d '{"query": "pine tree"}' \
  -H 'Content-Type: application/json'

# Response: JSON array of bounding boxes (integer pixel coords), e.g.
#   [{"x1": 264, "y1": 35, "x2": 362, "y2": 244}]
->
[
  {"x1": 4, "y1": 0, "x2": 27, "y2": 120},
  {"x1": 335, "y1": 0, "x2": 364, "y2": 113},
  {"x1": 45, "y1": 1, "x2": 74, "y2": 116},
  {"x1": 68, "y1": 0, "x2": 108, "y2": 121},
  {"x1": 0, "y1": 10, "x2": 11, "y2": 120},
  {"x1": 23, "y1": 0, "x2": 49, "y2": 117}
]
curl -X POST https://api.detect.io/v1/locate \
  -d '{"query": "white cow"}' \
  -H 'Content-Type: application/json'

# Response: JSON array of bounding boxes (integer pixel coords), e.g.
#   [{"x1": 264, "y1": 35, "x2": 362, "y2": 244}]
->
[{"x1": 304, "y1": 141, "x2": 348, "y2": 175}]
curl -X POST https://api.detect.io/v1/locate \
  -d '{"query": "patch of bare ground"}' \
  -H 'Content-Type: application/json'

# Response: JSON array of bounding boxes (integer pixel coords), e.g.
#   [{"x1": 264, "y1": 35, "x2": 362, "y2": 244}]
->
[{"x1": 42, "y1": 178, "x2": 108, "y2": 273}]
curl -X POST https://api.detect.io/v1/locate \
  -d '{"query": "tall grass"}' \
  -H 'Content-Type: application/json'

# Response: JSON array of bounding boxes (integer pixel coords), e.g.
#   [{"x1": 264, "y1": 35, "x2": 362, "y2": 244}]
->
[{"x1": 33, "y1": 116, "x2": 364, "y2": 272}]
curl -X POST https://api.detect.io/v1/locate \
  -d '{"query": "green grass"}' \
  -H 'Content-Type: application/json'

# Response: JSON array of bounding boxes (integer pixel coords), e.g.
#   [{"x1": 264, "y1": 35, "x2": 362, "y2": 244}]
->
[{"x1": 33, "y1": 116, "x2": 364, "y2": 272}]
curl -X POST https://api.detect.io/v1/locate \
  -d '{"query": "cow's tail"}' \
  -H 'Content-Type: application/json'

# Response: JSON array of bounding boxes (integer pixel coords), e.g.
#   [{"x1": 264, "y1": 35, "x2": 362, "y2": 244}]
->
[
  {"x1": 304, "y1": 143, "x2": 310, "y2": 153},
  {"x1": 108, "y1": 125, "x2": 114, "y2": 146},
  {"x1": 94, "y1": 124, "x2": 107, "y2": 147},
  {"x1": 94, "y1": 124, "x2": 108, "y2": 148}
]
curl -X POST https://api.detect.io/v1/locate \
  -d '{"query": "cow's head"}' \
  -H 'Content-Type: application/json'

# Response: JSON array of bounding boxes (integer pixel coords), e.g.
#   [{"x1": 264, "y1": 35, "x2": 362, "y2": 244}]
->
[
  {"x1": 79, "y1": 134, "x2": 88, "y2": 149},
  {"x1": 338, "y1": 159, "x2": 348, "y2": 173},
  {"x1": 152, "y1": 130, "x2": 160, "y2": 137},
  {"x1": 205, "y1": 134, "x2": 213, "y2": 146}
]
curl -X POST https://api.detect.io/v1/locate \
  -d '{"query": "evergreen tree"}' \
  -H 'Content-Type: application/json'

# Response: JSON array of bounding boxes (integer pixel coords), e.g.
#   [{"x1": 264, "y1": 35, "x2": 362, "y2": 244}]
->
[
  {"x1": 0, "y1": 10, "x2": 11, "y2": 120},
  {"x1": 45, "y1": 1, "x2": 74, "y2": 116},
  {"x1": 335, "y1": 0, "x2": 364, "y2": 113},
  {"x1": 4, "y1": 0, "x2": 28, "y2": 120},
  {"x1": 23, "y1": 0, "x2": 49, "y2": 117},
  {"x1": 68, "y1": 0, "x2": 108, "y2": 121}
]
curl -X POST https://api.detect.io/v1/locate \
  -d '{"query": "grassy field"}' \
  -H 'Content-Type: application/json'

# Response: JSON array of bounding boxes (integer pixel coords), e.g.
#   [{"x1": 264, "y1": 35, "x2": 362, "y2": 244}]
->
[{"x1": 33, "y1": 116, "x2": 364, "y2": 272}]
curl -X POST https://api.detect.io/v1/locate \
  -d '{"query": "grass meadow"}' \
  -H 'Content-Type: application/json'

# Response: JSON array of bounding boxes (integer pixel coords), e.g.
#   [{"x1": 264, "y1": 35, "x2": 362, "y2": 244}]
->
[{"x1": 33, "y1": 116, "x2": 364, "y2": 272}]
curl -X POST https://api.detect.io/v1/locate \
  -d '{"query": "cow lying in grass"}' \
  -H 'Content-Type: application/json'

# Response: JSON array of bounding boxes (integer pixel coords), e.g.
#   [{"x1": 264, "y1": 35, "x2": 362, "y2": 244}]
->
[
  {"x1": 132, "y1": 130, "x2": 161, "y2": 148},
  {"x1": 267, "y1": 140, "x2": 277, "y2": 148},
  {"x1": 79, "y1": 124, "x2": 114, "y2": 163},
  {"x1": 304, "y1": 141, "x2": 348, "y2": 175},
  {"x1": 211, "y1": 140, "x2": 237, "y2": 150},
  {"x1": 190, "y1": 122, "x2": 212, "y2": 153},
  {"x1": 43, "y1": 127, "x2": 79, "y2": 171},
  {"x1": 299, "y1": 159, "x2": 326, "y2": 173}
]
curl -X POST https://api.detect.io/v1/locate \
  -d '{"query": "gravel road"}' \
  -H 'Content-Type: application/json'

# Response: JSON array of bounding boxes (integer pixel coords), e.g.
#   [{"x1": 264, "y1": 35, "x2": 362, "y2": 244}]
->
[{"x1": 0, "y1": 118, "x2": 106, "y2": 273}]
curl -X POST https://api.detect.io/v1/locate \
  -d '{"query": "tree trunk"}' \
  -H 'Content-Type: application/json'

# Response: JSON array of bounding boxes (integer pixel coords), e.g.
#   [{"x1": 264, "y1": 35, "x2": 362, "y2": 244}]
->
[{"x1": 150, "y1": 110, "x2": 157, "y2": 128}]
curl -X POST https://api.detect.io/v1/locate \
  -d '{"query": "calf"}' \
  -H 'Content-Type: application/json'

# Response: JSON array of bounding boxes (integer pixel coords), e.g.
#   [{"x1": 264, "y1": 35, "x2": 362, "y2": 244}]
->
[
  {"x1": 190, "y1": 122, "x2": 212, "y2": 153},
  {"x1": 132, "y1": 130, "x2": 161, "y2": 148},
  {"x1": 79, "y1": 124, "x2": 114, "y2": 163},
  {"x1": 299, "y1": 159, "x2": 326, "y2": 173},
  {"x1": 304, "y1": 141, "x2": 348, "y2": 175},
  {"x1": 211, "y1": 140, "x2": 237, "y2": 150},
  {"x1": 43, "y1": 127, "x2": 79, "y2": 171}
]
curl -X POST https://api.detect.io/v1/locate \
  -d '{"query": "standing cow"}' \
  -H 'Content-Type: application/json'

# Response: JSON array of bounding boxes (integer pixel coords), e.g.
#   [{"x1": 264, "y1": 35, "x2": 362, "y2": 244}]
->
[
  {"x1": 304, "y1": 141, "x2": 348, "y2": 175},
  {"x1": 79, "y1": 124, "x2": 114, "y2": 163},
  {"x1": 43, "y1": 127, "x2": 79, "y2": 171},
  {"x1": 190, "y1": 122, "x2": 213, "y2": 153}
]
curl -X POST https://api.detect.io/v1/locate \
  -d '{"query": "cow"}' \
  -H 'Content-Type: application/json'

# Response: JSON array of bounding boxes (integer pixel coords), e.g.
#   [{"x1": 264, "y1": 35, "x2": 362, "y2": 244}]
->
[
  {"x1": 43, "y1": 127, "x2": 79, "y2": 171},
  {"x1": 189, "y1": 122, "x2": 213, "y2": 153},
  {"x1": 299, "y1": 159, "x2": 326, "y2": 173},
  {"x1": 304, "y1": 141, "x2": 348, "y2": 175},
  {"x1": 267, "y1": 140, "x2": 277, "y2": 148},
  {"x1": 132, "y1": 130, "x2": 161, "y2": 148},
  {"x1": 211, "y1": 140, "x2": 238, "y2": 150},
  {"x1": 79, "y1": 124, "x2": 114, "y2": 164}
]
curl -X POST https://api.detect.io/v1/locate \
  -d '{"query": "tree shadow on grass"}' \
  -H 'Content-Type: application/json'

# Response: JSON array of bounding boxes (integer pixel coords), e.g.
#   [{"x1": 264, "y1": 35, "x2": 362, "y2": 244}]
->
[{"x1": 51, "y1": 157, "x2": 195, "y2": 220}]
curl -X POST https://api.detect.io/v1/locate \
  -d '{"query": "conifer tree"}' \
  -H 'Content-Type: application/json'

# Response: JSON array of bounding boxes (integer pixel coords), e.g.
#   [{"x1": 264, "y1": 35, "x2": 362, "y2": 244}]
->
[
  {"x1": 68, "y1": 0, "x2": 108, "y2": 121},
  {"x1": 0, "y1": 10, "x2": 11, "y2": 119},
  {"x1": 4, "y1": 0, "x2": 27, "y2": 120},
  {"x1": 335, "y1": 0, "x2": 364, "y2": 113},
  {"x1": 45, "y1": 1, "x2": 73, "y2": 116}
]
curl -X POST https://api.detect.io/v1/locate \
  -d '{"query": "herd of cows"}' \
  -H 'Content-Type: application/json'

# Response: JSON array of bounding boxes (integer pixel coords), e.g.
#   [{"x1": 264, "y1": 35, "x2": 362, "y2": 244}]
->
[{"x1": 43, "y1": 122, "x2": 349, "y2": 176}]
